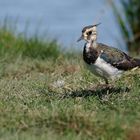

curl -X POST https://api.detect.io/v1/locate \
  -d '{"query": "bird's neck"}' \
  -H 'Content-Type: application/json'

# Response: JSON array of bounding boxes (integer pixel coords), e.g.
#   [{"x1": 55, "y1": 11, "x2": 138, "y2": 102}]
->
[
  {"x1": 92, "y1": 40, "x2": 97, "y2": 48},
  {"x1": 89, "y1": 39, "x2": 97, "y2": 48},
  {"x1": 85, "y1": 40, "x2": 97, "y2": 52}
]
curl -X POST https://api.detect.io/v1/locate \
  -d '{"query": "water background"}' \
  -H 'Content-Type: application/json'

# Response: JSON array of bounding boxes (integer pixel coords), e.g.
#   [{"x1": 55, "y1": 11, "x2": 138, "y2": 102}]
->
[{"x1": 0, "y1": 0, "x2": 126, "y2": 51}]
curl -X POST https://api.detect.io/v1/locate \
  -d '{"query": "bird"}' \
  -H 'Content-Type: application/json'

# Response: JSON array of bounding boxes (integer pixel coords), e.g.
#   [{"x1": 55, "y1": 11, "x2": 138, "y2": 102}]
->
[{"x1": 77, "y1": 23, "x2": 140, "y2": 85}]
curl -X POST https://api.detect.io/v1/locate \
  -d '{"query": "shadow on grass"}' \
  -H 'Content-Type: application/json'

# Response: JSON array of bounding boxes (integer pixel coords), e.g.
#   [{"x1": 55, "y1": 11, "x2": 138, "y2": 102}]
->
[{"x1": 60, "y1": 85, "x2": 130, "y2": 100}]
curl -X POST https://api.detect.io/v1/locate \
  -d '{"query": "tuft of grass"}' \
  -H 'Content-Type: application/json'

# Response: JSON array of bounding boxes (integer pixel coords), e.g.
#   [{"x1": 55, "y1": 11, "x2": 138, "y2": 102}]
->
[{"x1": 0, "y1": 27, "x2": 61, "y2": 60}]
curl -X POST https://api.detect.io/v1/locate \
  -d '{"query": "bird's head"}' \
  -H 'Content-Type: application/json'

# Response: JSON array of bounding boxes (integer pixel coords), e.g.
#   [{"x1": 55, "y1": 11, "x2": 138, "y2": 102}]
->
[{"x1": 77, "y1": 23, "x2": 101, "y2": 43}]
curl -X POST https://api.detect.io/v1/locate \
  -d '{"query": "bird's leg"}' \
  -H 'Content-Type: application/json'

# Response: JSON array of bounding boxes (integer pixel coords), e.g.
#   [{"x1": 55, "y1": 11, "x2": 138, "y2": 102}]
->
[
  {"x1": 102, "y1": 78, "x2": 115, "y2": 90},
  {"x1": 90, "y1": 78, "x2": 109, "y2": 90},
  {"x1": 89, "y1": 78, "x2": 113, "y2": 91},
  {"x1": 97, "y1": 78, "x2": 110, "y2": 89},
  {"x1": 104, "y1": 78, "x2": 109, "y2": 85}
]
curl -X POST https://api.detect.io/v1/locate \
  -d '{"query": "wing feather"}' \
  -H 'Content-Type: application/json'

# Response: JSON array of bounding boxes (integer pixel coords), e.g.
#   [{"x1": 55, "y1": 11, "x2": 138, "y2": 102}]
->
[{"x1": 98, "y1": 43, "x2": 140, "y2": 70}]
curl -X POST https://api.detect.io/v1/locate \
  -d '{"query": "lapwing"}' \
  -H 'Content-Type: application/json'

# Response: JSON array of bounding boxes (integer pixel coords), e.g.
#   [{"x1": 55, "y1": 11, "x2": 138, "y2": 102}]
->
[{"x1": 77, "y1": 23, "x2": 140, "y2": 85}]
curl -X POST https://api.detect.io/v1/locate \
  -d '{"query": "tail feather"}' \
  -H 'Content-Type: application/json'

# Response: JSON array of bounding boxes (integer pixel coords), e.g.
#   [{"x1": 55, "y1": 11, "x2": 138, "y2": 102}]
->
[{"x1": 134, "y1": 58, "x2": 140, "y2": 67}]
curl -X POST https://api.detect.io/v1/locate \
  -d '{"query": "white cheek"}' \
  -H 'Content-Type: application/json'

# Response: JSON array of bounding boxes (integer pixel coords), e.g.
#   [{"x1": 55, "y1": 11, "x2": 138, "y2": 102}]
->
[{"x1": 91, "y1": 35, "x2": 97, "y2": 40}]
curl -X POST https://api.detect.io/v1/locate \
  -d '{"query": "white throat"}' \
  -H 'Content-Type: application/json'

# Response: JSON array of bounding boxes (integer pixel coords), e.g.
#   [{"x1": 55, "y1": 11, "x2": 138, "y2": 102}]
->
[
  {"x1": 85, "y1": 40, "x2": 97, "y2": 52},
  {"x1": 92, "y1": 40, "x2": 97, "y2": 48}
]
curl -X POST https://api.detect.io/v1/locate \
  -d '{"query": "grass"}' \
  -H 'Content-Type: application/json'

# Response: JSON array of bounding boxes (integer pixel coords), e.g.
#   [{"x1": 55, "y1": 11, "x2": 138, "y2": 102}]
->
[
  {"x1": 0, "y1": 27, "x2": 61, "y2": 59},
  {"x1": 0, "y1": 27, "x2": 140, "y2": 140}
]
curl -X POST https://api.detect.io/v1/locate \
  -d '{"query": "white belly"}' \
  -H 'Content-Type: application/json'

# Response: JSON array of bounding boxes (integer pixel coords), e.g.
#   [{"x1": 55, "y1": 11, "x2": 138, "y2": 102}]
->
[{"x1": 86, "y1": 57, "x2": 123, "y2": 80}]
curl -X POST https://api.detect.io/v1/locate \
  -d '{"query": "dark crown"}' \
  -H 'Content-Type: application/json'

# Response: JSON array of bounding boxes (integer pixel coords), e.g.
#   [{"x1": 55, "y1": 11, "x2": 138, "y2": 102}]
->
[{"x1": 82, "y1": 23, "x2": 101, "y2": 33}]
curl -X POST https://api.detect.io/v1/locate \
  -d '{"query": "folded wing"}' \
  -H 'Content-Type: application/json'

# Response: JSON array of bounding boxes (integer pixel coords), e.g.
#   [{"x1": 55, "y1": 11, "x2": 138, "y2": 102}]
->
[{"x1": 98, "y1": 43, "x2": 140, "y2": 70}]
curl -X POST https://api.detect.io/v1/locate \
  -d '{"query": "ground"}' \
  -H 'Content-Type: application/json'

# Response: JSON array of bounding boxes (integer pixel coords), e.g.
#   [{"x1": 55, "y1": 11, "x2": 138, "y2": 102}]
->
[{"x1": 0, "y1": 28, "x2": 140, "y2": 140}]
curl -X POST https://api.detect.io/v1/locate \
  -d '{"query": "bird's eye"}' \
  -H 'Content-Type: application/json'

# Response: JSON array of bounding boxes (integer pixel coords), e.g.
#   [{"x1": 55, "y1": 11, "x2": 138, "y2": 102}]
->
[{"x1": 87, "y1": 31, "x2": 92, "y2": 35}]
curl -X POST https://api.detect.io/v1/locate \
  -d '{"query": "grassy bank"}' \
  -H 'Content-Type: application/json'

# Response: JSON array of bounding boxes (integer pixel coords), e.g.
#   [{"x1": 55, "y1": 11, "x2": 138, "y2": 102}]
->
[{"x1": 0, "y1": 28, "x2": 140, "y2": 140}]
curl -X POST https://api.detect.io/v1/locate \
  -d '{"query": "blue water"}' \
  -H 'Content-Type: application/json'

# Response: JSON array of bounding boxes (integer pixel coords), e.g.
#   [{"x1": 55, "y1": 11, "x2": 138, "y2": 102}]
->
[{"x1": 0, "y1": 0, "x2": 126, "y2": 51}]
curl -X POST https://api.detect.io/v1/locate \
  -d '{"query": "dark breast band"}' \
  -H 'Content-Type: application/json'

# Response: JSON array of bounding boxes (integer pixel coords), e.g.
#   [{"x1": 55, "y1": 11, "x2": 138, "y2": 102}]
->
[{"x1": 83, "y1": 43, "x2": 99, "y2": 65}]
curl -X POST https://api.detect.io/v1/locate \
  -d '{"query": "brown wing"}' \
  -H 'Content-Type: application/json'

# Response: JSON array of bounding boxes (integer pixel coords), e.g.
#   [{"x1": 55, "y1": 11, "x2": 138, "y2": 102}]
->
[
  {"x1": 113, "y1": 54, "x2": 140, "y2": 70},
  {"x1": 98, "y1": 43, "x2": 140, "y2": 70}
]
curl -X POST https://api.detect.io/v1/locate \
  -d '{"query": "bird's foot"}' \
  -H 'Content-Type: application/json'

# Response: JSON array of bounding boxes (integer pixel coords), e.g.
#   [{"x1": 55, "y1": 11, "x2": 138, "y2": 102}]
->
[{"x1": 89, "y1": 83, "x2": 114, "y2": 91}]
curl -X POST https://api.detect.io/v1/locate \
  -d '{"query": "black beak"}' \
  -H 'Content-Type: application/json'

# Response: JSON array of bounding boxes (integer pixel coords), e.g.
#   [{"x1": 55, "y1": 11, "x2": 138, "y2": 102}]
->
[{"x1": 77, "y1": 35, "x2": 83, "y2": 42}]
